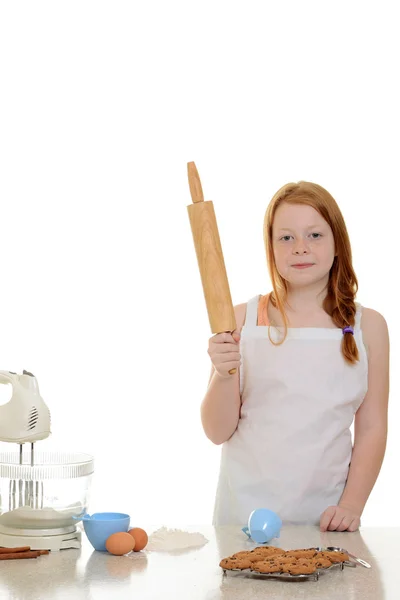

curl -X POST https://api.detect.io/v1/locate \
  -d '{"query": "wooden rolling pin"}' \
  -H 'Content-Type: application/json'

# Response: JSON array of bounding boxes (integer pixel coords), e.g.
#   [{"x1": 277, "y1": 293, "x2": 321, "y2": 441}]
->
[{"x1": 187, "y1": 161, "x2": 237, "y2": 375}]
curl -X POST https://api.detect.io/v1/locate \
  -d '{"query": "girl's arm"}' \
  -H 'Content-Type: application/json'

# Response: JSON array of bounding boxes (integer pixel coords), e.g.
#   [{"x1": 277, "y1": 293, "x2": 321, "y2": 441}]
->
[
  {"x1": 200, "y1": 303, "x2": 246, "y2": 445},
  {"x1": 321, "y1": 307, "x2": 390, "y2": 531},
  {"x1": 339, "y1": 308, "x2": 390, "y2": 511}
]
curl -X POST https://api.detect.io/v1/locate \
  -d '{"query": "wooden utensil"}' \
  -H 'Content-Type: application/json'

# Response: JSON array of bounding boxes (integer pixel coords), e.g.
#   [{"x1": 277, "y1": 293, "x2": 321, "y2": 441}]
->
[{"x1": 187, "y1": 161, "x2": 237, "y2": 375}]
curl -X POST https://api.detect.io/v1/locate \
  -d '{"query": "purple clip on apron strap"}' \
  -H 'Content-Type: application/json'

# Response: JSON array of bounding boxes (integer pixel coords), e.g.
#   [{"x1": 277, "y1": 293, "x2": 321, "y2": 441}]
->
[{"x1": 342, "y1": 326, "x2": 354, "y2": 335}]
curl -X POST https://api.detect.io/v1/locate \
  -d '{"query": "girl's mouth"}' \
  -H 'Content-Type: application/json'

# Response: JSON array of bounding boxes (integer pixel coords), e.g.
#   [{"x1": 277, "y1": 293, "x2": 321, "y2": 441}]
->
[{"x1": 292, "y1": 264, "x2": 315, "y2": 269}]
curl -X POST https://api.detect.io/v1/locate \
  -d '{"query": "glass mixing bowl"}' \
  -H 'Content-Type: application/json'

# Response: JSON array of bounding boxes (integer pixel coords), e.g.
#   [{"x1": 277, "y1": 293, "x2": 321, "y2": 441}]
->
[{"x1": 0, "y1": 451, "x2": 94, "y2": 530}]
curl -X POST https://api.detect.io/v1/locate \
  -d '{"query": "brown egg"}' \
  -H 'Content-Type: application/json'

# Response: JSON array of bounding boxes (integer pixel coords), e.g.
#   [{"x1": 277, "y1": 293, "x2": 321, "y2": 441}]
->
[
  {"x1": 106, "y1": 532, "x2": 136, "y2": 555},
  {"x1": 128, "y1": 527, "x2": 148, "y2": 551}
]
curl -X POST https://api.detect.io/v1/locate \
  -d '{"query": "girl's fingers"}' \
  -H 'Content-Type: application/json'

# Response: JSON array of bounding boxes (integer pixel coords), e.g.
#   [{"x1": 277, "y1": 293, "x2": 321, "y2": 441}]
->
[
  {"x1": 320, "y1": 506, "x2": 336, "y2": 532},
  {"x1": 336, "y1": 515, "x2": 352, "y2": 532}
]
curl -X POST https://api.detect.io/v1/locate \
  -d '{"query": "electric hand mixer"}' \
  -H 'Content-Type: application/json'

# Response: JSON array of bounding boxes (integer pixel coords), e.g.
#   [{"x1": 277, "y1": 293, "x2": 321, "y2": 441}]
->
[{"x1": 0, "y1": 370, "x2": 94, "y2": 550}]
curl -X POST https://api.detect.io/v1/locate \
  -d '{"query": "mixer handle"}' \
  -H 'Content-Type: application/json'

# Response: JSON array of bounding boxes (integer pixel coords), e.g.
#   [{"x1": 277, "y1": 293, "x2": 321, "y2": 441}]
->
[{"x1": 0, "y1": 371, "x2": 17, "y2": 386}]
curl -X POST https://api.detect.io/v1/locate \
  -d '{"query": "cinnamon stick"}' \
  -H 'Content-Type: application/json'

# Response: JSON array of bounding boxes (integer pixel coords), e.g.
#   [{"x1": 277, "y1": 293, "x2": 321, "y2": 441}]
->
[
  {"x1": 0, "y1": 546, "x2": 31, "y2": 554},
  {"x1": 0, "y1": 551, "x2": 41, "y2": 560}
]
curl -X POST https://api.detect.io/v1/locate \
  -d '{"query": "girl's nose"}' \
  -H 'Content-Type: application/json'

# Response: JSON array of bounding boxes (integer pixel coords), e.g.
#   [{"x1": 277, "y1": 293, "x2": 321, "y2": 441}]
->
[{"x1": 293, "y1": 240, "x2": 309, "y2": 254}]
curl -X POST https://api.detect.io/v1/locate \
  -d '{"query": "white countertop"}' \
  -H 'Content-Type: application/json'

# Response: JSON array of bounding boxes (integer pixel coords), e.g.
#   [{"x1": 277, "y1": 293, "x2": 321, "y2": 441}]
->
[{"x1": 0, "y1": 524, "x2": 397, "y2": 600}]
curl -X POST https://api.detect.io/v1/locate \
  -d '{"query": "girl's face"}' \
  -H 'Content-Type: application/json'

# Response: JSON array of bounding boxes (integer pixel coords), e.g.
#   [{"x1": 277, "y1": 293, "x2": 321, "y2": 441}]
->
[{"x1": 272, "y1": 203, "x2": 335, "y2": 288}]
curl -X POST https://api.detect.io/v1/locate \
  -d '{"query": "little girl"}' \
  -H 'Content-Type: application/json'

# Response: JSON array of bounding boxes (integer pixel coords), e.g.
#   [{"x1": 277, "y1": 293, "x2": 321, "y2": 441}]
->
[{"x1": 202, "y1": 181, "x2": 389, "y2": 532}]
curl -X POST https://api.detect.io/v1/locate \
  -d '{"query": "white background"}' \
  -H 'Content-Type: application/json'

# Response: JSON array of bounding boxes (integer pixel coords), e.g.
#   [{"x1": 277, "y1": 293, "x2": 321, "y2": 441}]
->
[{"x1": 0, "y1": 1, "x2": 398, "y2": 527}]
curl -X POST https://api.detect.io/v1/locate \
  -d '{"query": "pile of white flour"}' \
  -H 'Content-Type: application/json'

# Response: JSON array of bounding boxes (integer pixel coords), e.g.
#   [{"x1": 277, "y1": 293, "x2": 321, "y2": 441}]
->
[{"x1": 146, "y1": 527, "x2": 208, "y2": 552}]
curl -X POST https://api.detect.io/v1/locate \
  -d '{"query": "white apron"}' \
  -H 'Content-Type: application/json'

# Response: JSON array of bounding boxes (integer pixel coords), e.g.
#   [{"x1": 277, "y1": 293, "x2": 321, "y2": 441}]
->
[{"x1": 213, "y1": 294, "x2": 369, "y2": 526}]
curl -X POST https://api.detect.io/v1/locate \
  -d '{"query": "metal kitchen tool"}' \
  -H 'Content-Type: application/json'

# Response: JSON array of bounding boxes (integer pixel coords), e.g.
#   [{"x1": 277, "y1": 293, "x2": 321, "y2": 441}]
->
[
  {"x1": 0, "y1": 370, "x2": 94, "y2": 550},
  {"x1": 187, "y1": 162, "x2": 237, "y2": 374},
  {"x1": 326, "y1": 546, "x2": 371, "y2": 568},
  {"x1": 222, "y1": 560, "x2": 352, "y2": 582}
]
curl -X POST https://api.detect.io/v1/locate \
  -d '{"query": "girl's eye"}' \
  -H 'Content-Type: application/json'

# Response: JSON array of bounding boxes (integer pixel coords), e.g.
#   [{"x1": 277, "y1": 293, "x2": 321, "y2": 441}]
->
[{"x1": 279, "y1": 233, "x2": 322, "y2": 241}]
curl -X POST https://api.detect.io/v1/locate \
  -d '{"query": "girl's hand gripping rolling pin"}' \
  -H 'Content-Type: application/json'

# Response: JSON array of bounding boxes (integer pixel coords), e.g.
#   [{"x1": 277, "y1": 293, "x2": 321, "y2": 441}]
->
[
  {"x1": 187, "y1": 161, "x2": 238, "y2": 375},
  {"x1": 207, "y1": 330, "x2": 241, "y2": 378}
]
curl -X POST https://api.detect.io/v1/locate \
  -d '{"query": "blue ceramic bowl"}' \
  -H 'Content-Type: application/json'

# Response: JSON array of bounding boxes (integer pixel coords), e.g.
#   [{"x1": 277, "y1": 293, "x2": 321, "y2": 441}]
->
[
  {"x1": 81, "y1": 512, "x2": 131, "y2": 552},
  {"x1": 242, "y1": 508, "x2": 282, "y2": 544}
]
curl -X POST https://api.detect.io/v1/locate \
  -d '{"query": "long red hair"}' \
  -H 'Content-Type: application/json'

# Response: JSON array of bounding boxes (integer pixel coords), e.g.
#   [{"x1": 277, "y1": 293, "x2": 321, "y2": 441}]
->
[{"x1": 263, "y1": 181, "x2": 359, "y2": 364}]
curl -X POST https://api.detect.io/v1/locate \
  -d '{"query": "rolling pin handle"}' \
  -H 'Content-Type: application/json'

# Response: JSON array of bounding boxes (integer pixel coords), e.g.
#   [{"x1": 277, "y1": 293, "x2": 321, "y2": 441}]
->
[{"x1": 227, "y1": 329, "x2": 238, "y2": 375}]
